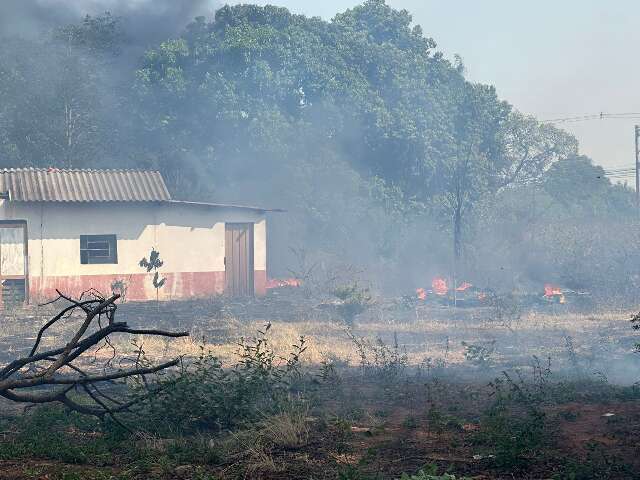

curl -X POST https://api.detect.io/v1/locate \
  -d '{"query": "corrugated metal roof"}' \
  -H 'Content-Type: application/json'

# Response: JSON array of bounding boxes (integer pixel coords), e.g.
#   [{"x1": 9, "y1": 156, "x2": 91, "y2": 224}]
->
[
  {"x1": 0, "y1": 168, "x2": 171, "y2": 202},
  {"x1": 167, "y1": 200, "x2": 284, "y2": 213}
]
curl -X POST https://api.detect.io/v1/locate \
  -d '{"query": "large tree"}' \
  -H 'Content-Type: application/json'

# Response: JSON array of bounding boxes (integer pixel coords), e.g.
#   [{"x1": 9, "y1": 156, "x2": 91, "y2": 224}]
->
[
  {"x1": 0, "y1": 1, "x2": 627, "y2": 289},
  {"x1": 0, "y1": 13, "x2": 126, "y2": 169}
]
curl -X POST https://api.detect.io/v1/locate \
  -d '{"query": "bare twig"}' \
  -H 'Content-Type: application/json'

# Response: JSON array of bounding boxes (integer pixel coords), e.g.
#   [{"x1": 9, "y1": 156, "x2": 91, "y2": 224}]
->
[{"x1": 0, "y1": 290, "x2": 188, "y2": 424}]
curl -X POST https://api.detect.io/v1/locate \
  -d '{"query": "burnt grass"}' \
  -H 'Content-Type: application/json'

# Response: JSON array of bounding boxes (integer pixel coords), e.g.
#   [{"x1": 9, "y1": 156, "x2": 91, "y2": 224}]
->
[
  {"x1": 0, "y1": 291, "x2": 640, "y2": 479},
  {"x1": 1, "y1": 376, "x2": 639, "y2": 479}
]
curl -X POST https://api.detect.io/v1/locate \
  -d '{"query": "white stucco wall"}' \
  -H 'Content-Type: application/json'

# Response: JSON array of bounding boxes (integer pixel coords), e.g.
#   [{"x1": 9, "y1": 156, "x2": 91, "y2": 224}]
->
[
  {"x1": 0, "y1": 200, "x2": 267, "y2": 299},
  {"x1": 254, "y1": 219, "x2": 266, "y2": 271}
]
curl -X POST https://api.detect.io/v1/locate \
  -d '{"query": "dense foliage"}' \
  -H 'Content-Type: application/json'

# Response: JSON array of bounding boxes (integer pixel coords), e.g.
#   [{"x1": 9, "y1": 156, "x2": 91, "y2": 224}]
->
[{"x1": 0, "y1": 1, "x2": 636, "y2": 295}]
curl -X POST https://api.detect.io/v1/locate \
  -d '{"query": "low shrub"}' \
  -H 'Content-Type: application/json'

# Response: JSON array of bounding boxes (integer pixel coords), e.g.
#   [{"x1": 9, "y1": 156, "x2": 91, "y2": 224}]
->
[
  {"x1": 348, "y1": 332, "x2": 408, "y2": 380},
  {"x1": 333, "y1": 282, "x2": 374, "y2": 325},
  {"x1": 399, "y1": 464, "x2": 471, "y2": 479},
  {"x1": 0, "y1": 405, "x2": 120, "y2": 464},
  {"x1": 136, "y1": 323, "x2": 307, "y2": 434},
  {"x1": 461, "y1": 340, "x2": 496, "y2": 368},
  {"x1": 475, "y1": 371, "x2": 551, "y2": 469}
]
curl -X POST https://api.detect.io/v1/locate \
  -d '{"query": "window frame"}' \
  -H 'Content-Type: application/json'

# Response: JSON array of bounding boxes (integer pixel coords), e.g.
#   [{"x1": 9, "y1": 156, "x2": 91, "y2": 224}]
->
[{"x1": 80, "y1": 234, "x2": 118, "y2": 265}]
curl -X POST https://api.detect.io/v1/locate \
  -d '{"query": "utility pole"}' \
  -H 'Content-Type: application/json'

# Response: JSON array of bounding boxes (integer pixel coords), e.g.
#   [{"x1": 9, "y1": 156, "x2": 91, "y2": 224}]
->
[{"x1": 636, "y1": 125, "x2": 640, "y2": 209}]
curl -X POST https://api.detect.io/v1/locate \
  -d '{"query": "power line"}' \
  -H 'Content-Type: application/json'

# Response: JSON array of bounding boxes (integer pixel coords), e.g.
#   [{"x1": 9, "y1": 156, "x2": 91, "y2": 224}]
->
[
  {"x1": 602, "y1": 163, "x2": 635, "y2": 172},
  {"x1": 635, "y1": 125, "x2": 639, "y2": 205},
  {"x1": 604, "y1": 167, "x2": 635, "y2": 173},
  {"x1": 604, "y1": 170, "x2": 635, "y2": 175},
  {"x1": 539, "y1": 120, "x2": 640, "y2": 196},
  {"x1": 543, "y1": 112, "x2": 640, "y2": 123}
]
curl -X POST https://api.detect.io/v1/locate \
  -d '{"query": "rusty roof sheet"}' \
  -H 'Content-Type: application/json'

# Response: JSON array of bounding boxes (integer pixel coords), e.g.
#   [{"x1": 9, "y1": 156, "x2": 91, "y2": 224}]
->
[{"x1": 0, "y1": 168, "x2": 171, "y2": 202}]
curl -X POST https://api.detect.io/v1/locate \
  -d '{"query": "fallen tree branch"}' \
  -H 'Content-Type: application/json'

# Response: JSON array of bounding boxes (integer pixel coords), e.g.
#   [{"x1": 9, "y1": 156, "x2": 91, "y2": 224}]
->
[{"x1": 0, "y1": 290, "x2": 188, "y2": 422}]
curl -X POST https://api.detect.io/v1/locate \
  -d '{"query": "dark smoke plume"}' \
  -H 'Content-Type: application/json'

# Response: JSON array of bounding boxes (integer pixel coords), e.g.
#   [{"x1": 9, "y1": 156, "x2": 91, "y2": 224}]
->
[{"x1": 0, "y1": 0, "x2": 219, "y2": 49}]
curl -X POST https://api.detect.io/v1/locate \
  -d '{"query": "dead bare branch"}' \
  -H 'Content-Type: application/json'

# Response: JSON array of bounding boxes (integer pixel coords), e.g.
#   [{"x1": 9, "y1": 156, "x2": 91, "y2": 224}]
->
[{"x1": 0, "y1": 290, "x2": 188, "y2": 423}]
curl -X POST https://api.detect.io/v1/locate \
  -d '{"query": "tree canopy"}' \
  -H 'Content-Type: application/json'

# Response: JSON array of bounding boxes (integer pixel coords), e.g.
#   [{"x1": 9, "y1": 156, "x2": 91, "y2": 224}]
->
[{"x1": 0, "y1": 0, "x2": 634, "y2": 292}]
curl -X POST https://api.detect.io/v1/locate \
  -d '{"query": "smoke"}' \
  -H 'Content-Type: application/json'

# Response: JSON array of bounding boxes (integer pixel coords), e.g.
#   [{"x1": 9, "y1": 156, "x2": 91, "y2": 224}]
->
[
  {"x1": 0, "y1": 0, "x2": 219, "y2": 49},
  {"x1": 0, "y1": 1, "x2": 635, "y2": 302}
]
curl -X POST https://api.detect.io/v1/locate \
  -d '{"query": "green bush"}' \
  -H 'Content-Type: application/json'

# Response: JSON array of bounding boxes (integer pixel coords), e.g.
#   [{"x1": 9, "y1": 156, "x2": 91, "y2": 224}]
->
[
  {"x1": 475, "y1": 372, "x2": 550, "y2": 469},
  {"x1": 461, "y1": 340, "x2": 496, "y2": 368},
  {"x1": 477, "y1": 403, "x2": 546, "y2": 469},
  {"x1": 0, "y1": 405, "x2": 119, "y2": 464},
  {"x1": 398, "y1": 464, "x2": 471, "y2": 479},
  {"x1": 137, "y1": 324, "x2": 307, "y2": 433},
  {"x1": 348, "y1": 332, "x2": 408, "y2": 380},
  {"x1": 333, "y1": 283, "x2": 373, "y2": 325},
  {"x1": 553, "y1": 442, "x2": 633, "y2": 479}
]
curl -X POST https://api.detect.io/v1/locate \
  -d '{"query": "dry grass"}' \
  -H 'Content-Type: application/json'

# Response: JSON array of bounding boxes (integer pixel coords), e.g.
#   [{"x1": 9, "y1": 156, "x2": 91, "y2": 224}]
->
[
  {"x1": 1, "y1": 297, "x2": 638, "y2": 383},
  {"x1": 102, "y1": 303, "x2": 640, "y2": 386},
  {"x1": 221, "y1": 406, "x2": 311, "y2": 475},
  {"x1": 258, "y1": 408, "x2": 311, "y2": 450},
  {"x1": 1, "y1": 297, "x2": 639, "y2": 480}
]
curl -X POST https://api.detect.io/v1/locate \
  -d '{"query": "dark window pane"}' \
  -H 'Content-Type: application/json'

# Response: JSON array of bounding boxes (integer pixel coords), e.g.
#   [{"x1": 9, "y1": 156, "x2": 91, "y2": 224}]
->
[
  {"x1": 87, "y1": 241, "x2": 109, "y2": 250},
  {"x1": 80, "y1": 234, "x2": 118, "y2": 264}
]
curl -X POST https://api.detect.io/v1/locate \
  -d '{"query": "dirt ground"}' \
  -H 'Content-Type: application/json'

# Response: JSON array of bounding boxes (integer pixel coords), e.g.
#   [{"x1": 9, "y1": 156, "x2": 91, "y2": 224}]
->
[
  {"x1": 1, "y1": 290, "x2": 639, "y2": 479},
  {"x1": 1, "y1": 379, "x2": 639, "y2": 479}
]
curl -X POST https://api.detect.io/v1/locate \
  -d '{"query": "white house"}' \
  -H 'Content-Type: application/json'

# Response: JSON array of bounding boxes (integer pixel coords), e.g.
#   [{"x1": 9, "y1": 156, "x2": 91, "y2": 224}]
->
[{"x1": 0, "y1": 168, "x2": 275, "y2": 306}]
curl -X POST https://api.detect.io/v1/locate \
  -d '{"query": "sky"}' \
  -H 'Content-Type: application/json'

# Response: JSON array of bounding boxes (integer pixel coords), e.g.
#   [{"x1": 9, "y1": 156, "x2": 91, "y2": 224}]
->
[{"x1": 233, "y1": 0, "x2": 640, "y2": 179}]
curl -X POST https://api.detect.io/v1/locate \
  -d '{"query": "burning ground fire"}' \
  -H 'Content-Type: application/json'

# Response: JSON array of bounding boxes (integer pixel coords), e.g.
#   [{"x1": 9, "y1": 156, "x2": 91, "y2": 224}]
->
[
  {"x1": 544, "y1": 283, "x2": 566, "y2": 303},
  {"x1": 415, "y1": 279, "x2": 585, "y2": 307},
  {"x1": 415, "y1": 277, "x2": 487, "y2": 306},
  {"x1": 266, "y1": 276, "x2": 576, "y2": 308}
]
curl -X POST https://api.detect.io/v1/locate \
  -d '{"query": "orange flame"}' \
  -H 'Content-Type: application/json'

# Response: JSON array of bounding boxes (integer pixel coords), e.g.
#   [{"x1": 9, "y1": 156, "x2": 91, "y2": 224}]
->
[
  {"x1": 456, "y1": 282, "x2": 473, "y2": 292},
  {"x1": 432, "y1": 277, "x2": 448, "y2": 296},
  {"x1": 416, "y1": 287, "x2": 427, "y2": 300},
  {"x1": 544, "y1": 284, "x2": 562, "y2": 297},
  {"x1": 544, "y1": 284, "x2": 566, "y2": 303}
]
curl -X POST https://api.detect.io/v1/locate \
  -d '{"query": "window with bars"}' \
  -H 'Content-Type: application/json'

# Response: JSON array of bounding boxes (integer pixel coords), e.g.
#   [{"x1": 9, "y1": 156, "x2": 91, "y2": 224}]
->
[{"x1": 80, "y1": 234, "x2": 118, "y2": 264}]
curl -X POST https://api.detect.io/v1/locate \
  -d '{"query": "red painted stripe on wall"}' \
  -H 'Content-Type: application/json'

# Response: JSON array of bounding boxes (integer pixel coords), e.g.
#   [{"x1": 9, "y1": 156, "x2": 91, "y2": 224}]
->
[
  {"x1": 31, "y1": 271, "x2": 224, "y2": 302},
  {"x1": 254, "y1": 270, "x2": 267, "y2": 296},
  {"x1": 30, "y1": 270, "x2": 268, "y2": 302}
]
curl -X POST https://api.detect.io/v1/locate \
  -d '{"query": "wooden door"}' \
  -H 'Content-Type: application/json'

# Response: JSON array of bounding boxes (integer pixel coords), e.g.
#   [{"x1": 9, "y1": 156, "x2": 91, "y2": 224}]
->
[
  {"x1": 0, "y1": 221, "x2": 28, "y2": 306},
  {"x1": 225, "y1": 223, "x2": 254, "y2": 297}
]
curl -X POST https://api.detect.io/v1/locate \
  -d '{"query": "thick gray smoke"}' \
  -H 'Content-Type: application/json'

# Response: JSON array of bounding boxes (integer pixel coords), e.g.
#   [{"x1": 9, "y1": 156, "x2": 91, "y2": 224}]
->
[{"x1": 0, "y1": 0, "x2": 218, "y2": 49}]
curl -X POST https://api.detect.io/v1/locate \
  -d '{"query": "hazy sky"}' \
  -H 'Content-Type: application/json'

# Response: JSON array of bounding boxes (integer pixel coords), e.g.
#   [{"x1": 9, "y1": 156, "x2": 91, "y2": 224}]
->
[{"x1": 232, "y1": 0, "x2": 640, "y2": 178}]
